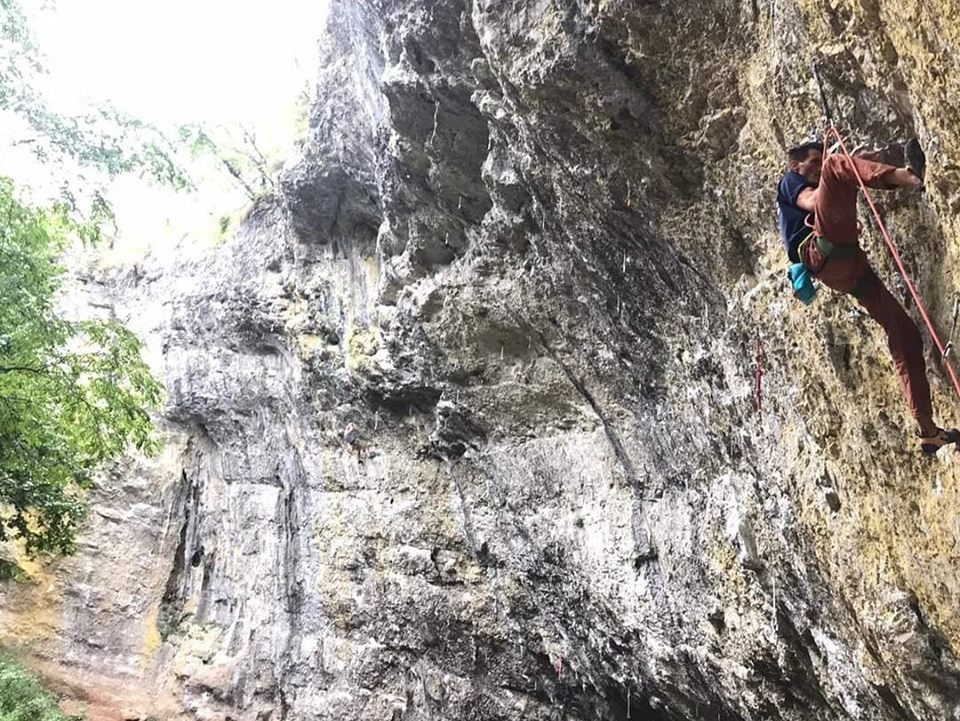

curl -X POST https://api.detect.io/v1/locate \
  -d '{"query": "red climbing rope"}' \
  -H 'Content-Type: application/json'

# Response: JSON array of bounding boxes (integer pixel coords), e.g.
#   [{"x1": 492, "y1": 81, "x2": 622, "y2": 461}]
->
[{"x1": 824, "y1": 127, "x2": 960, "y2": 399}]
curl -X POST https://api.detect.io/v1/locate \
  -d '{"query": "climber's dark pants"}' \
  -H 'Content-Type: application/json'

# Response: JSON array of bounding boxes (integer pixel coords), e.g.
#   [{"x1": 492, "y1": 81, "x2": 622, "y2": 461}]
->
[{"x1": 801, "y1": 149, "x2": 934, "y2": 430}]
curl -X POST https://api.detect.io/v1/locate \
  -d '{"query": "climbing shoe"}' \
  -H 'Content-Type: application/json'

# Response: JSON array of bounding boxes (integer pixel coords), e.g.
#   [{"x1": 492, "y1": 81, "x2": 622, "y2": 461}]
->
[
  {"x1": 905, "y1": 138, "x2": 926, "y2": 186},
  {"x1": 918, "y1": 427, "x2": 960, "y2": 456}
]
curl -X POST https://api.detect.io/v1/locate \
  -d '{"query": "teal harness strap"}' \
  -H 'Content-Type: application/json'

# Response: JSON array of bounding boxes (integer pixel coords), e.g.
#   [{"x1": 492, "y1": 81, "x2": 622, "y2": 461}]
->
[{"x1": 816, "y1": 235, "x2": 859, "y2": 259}]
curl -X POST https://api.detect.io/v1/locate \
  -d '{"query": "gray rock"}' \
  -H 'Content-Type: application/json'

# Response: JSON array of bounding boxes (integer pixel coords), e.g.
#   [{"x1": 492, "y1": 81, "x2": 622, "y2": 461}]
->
[{"x1": 6, "y1": 1, "x2": 960, "y2": 720}]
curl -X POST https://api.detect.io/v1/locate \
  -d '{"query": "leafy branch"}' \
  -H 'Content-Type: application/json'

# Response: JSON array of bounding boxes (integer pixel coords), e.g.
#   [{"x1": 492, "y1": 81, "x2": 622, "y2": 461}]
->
[
  {"x1": 0, "y1": 178, "x2": 162, "y2": 556},
  {"x1": 0, "y1": 0, "x2": 192, "y2": 237},
  {"x1": 179, "y1": 122, "x2": 278, "y2": 201}
]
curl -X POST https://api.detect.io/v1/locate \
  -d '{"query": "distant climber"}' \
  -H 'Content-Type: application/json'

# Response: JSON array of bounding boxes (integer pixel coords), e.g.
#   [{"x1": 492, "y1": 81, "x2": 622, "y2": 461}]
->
[{"x1": 777, "y1": 138, "x2": 960, "y2": 455}]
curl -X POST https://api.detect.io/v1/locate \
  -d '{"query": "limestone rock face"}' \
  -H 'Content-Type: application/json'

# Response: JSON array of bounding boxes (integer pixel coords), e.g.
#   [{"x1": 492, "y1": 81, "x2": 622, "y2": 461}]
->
[{"x1": 6, "y1": 1, "x2": 960, "y2": 720}]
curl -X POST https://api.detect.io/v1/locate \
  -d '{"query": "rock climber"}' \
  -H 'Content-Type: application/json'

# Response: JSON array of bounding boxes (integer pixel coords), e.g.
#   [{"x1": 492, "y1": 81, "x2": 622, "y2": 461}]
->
[{"x1": 777, "y1": 138, "x2": 960, "y2": 455}]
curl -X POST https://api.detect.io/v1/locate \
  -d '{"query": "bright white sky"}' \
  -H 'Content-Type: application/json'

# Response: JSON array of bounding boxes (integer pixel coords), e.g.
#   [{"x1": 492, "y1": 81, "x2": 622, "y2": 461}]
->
[
  {"x1": 10, "y1": 0, "x2": 331, "y2": 263},
  {"x1": 33, "y1": 0, "x2": 329, "y2": 127}
]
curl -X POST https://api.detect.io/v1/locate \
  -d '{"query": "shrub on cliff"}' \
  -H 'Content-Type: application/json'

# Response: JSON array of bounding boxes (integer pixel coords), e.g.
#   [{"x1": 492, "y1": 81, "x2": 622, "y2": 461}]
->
[{"x1": 0, "y1": 654, "x2": 82, "y2": 721}]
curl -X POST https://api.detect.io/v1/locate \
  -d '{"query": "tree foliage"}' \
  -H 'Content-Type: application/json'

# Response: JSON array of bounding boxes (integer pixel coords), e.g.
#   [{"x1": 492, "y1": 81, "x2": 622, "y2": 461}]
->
[
  {"x1": 1, "y1": 0, "x2": 191, "y2": 238},
  {"x1": 0, "y1": 178, "x2": 161, "y2": 555},
  {"x1": 179, "y1": 122, "x2": 278, "y2": 202},
  {"x1": 0, "y1": 1, "x2": 166, "y2": 557},
  {"x1": 0, "y1": 653, "x2": 81, "y2": 721}
]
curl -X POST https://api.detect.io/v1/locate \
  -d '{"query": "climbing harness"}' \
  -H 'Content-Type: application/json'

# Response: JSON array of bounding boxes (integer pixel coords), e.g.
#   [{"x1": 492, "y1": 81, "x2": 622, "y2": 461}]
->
[
  {"x1": 822, "y1": 126, "x2": 960, "y2": 399},
  {"x1": 812, "y1": 235, "x2": 858, "y2": 259}
]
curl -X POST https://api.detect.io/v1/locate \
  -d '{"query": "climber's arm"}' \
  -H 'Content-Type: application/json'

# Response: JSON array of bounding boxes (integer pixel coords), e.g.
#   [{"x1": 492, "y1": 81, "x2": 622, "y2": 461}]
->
[{"x1": 795, "y1": 187, "x2": 817, "y2": 212}]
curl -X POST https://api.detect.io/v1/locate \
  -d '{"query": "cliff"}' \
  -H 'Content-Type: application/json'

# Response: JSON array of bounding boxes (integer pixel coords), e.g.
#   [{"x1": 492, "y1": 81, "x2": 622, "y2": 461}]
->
[{"x1": 4, "y1": 1, "x2": 960, "y2": 719}]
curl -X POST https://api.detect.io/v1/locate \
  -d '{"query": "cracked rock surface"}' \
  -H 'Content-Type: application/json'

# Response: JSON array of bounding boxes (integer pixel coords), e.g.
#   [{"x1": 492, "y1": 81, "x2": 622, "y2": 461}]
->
[{"x1": 5, "y1": 1, "x2": 960, "y2": 720}]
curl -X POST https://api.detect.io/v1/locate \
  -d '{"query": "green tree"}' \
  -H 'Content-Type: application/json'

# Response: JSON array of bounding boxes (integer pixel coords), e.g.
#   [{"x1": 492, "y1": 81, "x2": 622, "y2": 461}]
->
[
  {"x1": 179, "y1": 122, "x2": 278, "y2": 202},
  {"x1": 1, "y1": 0, "x2": 191, "y2": 239},
  {"x1": 0, "y1": 178, "x2": 160, "y2": 556},
  {"x1": 0, "y1": 653, "x2": 82, "y2": 720},
  {"x1": 0, "y1": 1, "x2": 169, "y2": 557}
]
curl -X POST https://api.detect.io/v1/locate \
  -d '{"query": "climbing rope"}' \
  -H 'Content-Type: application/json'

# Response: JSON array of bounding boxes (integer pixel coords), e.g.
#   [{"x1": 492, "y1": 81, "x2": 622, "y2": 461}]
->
[{"x1": 824, "y1": 126, "x2": 960, "y2": 399}]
